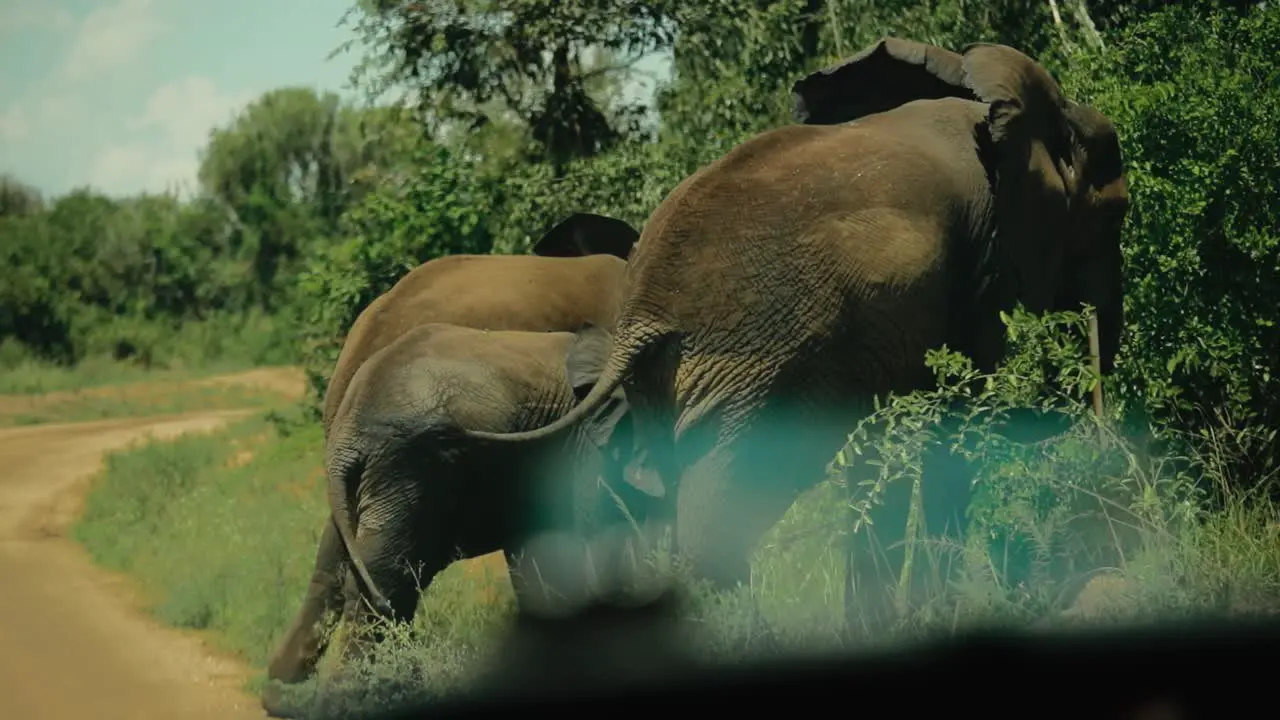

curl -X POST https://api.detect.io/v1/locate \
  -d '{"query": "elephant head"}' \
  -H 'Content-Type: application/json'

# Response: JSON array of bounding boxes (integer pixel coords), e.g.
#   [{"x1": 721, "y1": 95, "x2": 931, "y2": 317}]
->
[
  {"x1": 792, "y1": 38, "x2": 1129, "y2": 373},
  {"x1": 532, "y1": 212, "x2": 642, "y2": 261}
]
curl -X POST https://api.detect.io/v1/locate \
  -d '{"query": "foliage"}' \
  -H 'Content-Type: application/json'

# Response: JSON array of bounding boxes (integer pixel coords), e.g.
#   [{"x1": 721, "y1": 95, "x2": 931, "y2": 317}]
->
[
  {"x1": 341, "y1": 0, "x2": 675, "y2": 174},
  {"x1": 0, "y1": 173, "x2": 45, "y2": 217},
  {"x1": 1059, "y1": 3, "x2": 1280, "y2": 492},
  {"x1": 0, "y1": 188, "x2": 265, "y2": 365},
  {"x1": 34, "y1": 1, "x2": 1280, "y2": 713},
  {"x1": 827, "y1": 308, "x2": 1201, "y2": 623},
  {"x1": 288, "y1": 143, "x2": 494, "y2": 411},
  {"x1": 0, "y1": 88, "x2": 422, "y2": 373},
  {"x1": 198, "y1": 88, "x2": 427, "y2": 309}
]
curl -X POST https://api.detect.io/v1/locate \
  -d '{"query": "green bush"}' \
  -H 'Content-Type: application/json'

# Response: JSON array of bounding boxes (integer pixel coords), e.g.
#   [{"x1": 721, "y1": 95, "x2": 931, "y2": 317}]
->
[
  {"x1": 1061, "y1": 4, "x2": 1280, "y2": 492},
  {"x1": 33, "y1": 2, "x2": 1280, "y2": 713},
  {"x1": 288, "y1": 144, "x2": 494, "y2": 412}
]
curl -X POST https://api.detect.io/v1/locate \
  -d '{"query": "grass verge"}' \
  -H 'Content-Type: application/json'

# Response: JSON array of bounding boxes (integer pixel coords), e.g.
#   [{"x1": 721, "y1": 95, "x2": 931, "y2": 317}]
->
[
  {"x1": 73, "y1": 411, "x2": 1280, "y2": 718},
  {"x1": 72, "y1": 414, "x2": 517, "y2": 703},
  {"x1": 0, "y1": 356, "x2": 250, "y2": 395},
  {"x1": 0, "y1": 365, "x2": 305, "y2": 427}
]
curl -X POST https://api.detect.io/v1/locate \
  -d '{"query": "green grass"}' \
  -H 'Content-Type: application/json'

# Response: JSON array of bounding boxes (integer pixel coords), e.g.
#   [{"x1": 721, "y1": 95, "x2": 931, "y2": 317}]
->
[
  {"x1": 0, "y1": 355, "x2": 254, "y2": 396},
  {"x1": 74, "y1": 415, "x2": 330, "y2": 665},
  {"x1": 72, "y1": 410, "x2": 1280, "y2": 718},
  {"x1": 0, "y1": 377, "x2": 298, "y2": 427},
  {"x1": 0, "y1": 308, "x2": 293, "y2": 395},
  {"x1": 72, "y1": 414, "x2": 518, "y2": 708}
]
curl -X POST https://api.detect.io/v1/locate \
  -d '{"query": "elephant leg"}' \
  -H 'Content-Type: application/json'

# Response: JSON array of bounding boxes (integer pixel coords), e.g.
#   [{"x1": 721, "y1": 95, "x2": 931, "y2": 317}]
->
[
  {"x1": 266, "y1": 518, "x2": 346, "y2": 685},
  {"x1": 672, "y1": 442, "x2": 810, "y2": 654},
  {"x1": 330, "y1": 525, "x2": 436, "y2": 675},
  {"x1": 504, "y1": 549, "x2": 537, "y2": 610},
  {"x1": 671, "y1": 398, "x2": 871, "y2": 655},
  {"x1": 843, "y1": 438, "x2": 974, "y2": 641},
  {"x1": 672, "y1": 405, "x2": 839, "y2": 592},
  {"x1": 504, "y1": 533, "x2": 596, "y2": 614},
  {"x1": 675, "y1": 446, "x2": 766, "y2": 590}
]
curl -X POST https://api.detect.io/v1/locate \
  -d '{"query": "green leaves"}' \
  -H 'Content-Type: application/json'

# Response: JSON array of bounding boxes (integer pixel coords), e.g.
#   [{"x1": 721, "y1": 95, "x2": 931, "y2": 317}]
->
[
  {"x1": 287, "y1": 143, "x2": 494, "y2": 411},
  {"x1": 196, "y1": 88, "x2": 426, "y2": 309},
  {"x1": 342, "y1": 0, "x2": 673, "y2": 173},
  {"x1": 1062, "y1": 2, "x2": 1280, "y2": 489}
]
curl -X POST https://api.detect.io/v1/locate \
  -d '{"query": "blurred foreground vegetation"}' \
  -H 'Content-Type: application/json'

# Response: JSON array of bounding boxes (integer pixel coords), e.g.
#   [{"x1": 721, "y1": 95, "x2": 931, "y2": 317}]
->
[{"x1": 8, "y1": 0, "x2": 1278, "y2": 714}]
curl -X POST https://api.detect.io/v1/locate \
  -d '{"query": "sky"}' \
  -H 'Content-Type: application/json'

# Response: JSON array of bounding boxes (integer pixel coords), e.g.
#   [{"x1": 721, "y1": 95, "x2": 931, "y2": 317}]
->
[
  {"x1": 0, "y1": 0, "x2": 670, "y2": 201},
  {"x1": 0, "y1": 0, "x2": 369, "y2": 199}
]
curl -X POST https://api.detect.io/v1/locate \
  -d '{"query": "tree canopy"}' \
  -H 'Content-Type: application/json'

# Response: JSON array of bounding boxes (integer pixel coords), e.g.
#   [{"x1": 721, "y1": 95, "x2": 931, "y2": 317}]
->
[{"x1": 1, "y1": 0, "x2": 1277, "y2": 485}]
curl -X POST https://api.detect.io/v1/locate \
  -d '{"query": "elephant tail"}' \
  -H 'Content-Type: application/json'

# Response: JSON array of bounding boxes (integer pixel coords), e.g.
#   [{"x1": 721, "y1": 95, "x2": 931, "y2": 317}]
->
[
  {"x1": 327, "y1": 453, "x2": 395, "y2": 617},
  {"x1": 462, "y1": 330, "x2": 643, "y2": 445}
]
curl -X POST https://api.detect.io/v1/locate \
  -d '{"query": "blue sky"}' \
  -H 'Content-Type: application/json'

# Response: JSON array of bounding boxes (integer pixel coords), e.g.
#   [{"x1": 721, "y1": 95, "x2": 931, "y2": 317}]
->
[{"x1": 0, "y1": 0, "x2": 670, "y2": 200}]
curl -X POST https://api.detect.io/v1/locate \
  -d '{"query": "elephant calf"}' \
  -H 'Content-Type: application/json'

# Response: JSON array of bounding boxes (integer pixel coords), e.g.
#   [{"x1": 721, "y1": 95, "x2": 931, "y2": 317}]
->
[
  {"x1": 264, "y1": 322, "x2": 649, "y2": 712},
  {"x1": 320, "y1": 212, "x2": 639, "y2": 435}
]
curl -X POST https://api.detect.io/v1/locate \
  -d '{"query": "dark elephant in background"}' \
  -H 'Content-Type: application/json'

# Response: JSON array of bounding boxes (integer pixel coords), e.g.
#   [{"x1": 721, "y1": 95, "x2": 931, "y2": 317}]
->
[
  {"x1": 461, "y1": 38, "x2": 1129, "y2": 630},
  {"x1": 264, "y1": 212, "x2": 648, "y2": 699}
]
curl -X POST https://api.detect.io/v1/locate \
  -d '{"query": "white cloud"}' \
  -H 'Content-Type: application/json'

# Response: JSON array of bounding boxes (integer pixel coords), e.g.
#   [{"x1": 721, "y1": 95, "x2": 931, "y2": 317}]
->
[
  {"x1": 87, "y1": 143, "x2": 150, "y2": 189},
  {"x1": 0, "y1": 105, "x2": 30, "y2": 141},
  {"x1": 133, "y1": 76, "x2": 252, "y2": 150},
  {"x1": 88, "y1": 76, "x2": 252, "y2": 196},
  {"x1": 0, "y1": 1, "x2": 74, "y2": 35},
  {"x1": 88, "y1": 141, "x2": 196, "y2": 197},
  {"x1": 60, "y1": 0, "x2": 165, "y2": 82}
]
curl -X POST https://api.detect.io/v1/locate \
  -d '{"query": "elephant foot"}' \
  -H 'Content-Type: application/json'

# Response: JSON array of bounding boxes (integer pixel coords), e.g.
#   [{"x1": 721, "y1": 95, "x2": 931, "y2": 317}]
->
[{"x1": 261, "y1": 678, "x2": 317, "y2": 719}]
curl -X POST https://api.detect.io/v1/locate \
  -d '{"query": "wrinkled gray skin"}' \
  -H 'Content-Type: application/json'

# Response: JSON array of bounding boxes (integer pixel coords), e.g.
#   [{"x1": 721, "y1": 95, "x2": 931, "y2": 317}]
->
[
  {"x1": 264, "y1": 324, "x2": 646, "y2": 717},
  {"x1": 263, "y1": 213, "x2": 651, "y2": 708},
  {"x1": 321, "y1": 212, "x2": 640, "y2": 436},
  {"x1": 461, "y1": 38, "x2": 1130, "y2": 631}
]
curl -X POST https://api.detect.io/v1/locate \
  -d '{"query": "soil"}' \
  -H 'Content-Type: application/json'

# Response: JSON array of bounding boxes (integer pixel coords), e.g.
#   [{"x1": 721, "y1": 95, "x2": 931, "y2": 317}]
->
[{"x1": 0, "y1": 367, "x2": 308, "y2": 719}]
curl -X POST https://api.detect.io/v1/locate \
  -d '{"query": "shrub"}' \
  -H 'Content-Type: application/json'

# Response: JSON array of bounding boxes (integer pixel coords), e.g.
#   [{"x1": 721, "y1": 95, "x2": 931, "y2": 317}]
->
[{"x1": 1061, "y1": 3, "x2": 1280, "y2": 493}]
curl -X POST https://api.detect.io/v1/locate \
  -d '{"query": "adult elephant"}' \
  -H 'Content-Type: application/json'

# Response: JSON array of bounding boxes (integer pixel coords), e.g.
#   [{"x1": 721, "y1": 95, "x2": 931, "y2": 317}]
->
[
  {"x1": 265, "y1": 323, "x2": 646, "y2": 719},
  {"x1": 264, "y1": 212, "x2": 647, "y2": 696},
  {"x1": 320, "y1": 211, "x2": 640, "y2": 434},
  {"x1": 461, "y1": 38, "x2": 1130, "y2": 627}
]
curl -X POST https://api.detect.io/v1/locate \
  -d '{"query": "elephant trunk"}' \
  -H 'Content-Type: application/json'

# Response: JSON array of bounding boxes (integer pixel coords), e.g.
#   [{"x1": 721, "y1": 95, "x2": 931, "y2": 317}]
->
[
  {"x1": 1082, "y1": 233, "x2": 1124, "y2": 376},
  {"x1": 327, "y1": 452, "x2": 395, "y2": 617},
  {"x1": 1057, "y1": 222, "x2": 1124, "y2": 377}
]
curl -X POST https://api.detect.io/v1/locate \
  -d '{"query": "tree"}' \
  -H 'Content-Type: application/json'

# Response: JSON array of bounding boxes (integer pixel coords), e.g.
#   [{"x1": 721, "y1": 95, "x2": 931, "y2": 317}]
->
[
  {"x1": 197, "y1": 87, "x2": 424, "y2": 307},
  {"x1": 341, "y1": 0, "x2": 677, "y2": 175},
  {"x1": 0, "y1": 173, "x2": 45, "y2": 217},
  {"x1": 1062, "y1": 1, "x2": 1280, "y2": 492}
]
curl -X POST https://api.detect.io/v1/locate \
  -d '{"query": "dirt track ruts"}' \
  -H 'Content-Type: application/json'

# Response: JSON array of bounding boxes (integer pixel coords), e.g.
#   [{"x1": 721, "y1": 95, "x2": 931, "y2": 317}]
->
[{"x1": 0, "y1": 404, "x2": 273, "y2": 719}]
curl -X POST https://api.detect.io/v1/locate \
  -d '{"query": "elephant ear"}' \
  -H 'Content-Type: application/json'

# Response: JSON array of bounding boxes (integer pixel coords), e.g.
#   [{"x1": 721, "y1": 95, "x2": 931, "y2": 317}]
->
[
  {"x1": 959, "y1": 43, "x2": 1079, "y2": 312},
  {"x1": 565, "y1": 325, "x2": 665, "y2": 499},
  {"x1": 566, "y1": 323, "x2": 613, "y2": 400},
  {"x1": 565, "y1": 325, "x2": 627, "y2": 450},
  {"x1": 531, "y1": 213, "x2": 640, "y2": 260},
  {"x1": 791, "y1": 36, "x2": 974, "y2": 125},
  {"x1": 959, "y1": 43, "x2": 1070, "y2": 148}
]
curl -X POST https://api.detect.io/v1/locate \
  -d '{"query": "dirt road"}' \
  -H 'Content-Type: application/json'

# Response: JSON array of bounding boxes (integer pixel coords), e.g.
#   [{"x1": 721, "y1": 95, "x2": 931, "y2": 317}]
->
[{"x1": 0, "y1": 408, "x2": 273, "y2": 719}]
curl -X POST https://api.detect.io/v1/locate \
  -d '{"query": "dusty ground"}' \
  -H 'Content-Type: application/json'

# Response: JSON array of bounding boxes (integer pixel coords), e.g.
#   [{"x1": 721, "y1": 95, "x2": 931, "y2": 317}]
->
[
  {"x1": 0, "y1": 368, "x2": 311, "y2": 720},
  {"x1": 0, "y1": 365, "x2": 512, "y2": 719}
]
